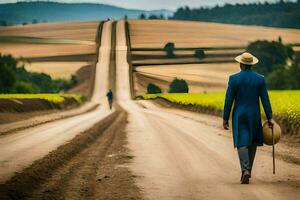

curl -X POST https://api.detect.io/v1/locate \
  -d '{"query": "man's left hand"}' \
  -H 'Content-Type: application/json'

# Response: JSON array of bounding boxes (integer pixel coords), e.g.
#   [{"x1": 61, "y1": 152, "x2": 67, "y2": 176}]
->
[{"x1": 223, "y1": 120, "x2": 229, "y2": 130}]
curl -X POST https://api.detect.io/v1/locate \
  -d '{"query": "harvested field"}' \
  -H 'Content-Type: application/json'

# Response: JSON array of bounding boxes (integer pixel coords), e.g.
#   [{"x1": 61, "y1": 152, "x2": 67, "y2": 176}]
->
[
  {"x1": 131, "y1": 56, "x2": 234, "y2": 66},
  {"x1": 0, "y1": 21, "x2": 99, "y2": 60},
  {"x1": 130, "y1": 49, "x2": 242, "y2": 66},
  {"x1": 0, "y1": 43, "x2": 95, "y2": 58},
  {"x1": 0, "y1": 36, "x2": 95, "y2": 45},
  {"x1": 24, "y1": 62, "x2": 90, "y2": 79},
  {"x1": 69, "y1": 64, "x2": 95, "y2": 98},
  {"x1": 128, "y1": 20, "x2": 300, "y2": 67},
  {"x1": 128, "y1": 20, "x2": 300, "y2": 95},
  {"x1": 131, "y1": 49, "x2": 243, "y2": 56},
  {"x1": 0, "y1": 21, "x2": 100, "y2": 94},
  {"x1": 129, "y1": 20, "x2": 300, "y2": 48},
  {"x1": 294, "y1": 46, "x2": 300, "y2": 52},
  {"x1": 0, "y1": 21, "x2": 99, "y2": 41},
  {"x1": 135, "y1": 63, "x2": 238, "y2": 94}
]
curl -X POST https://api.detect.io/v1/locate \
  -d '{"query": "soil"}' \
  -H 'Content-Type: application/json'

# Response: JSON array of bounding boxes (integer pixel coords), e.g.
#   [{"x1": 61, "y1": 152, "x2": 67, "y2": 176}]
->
[
  {"x1": 150, "y1": 97, "x2": 300, "y2": 165},
  {"x1": 0, "y1": 97, "x2": 80, "y2": 125},
  {"x1": 0, "y1": 97, "x2": 79, "y2": 113},
  {"x1": 117, "y1": 19, "x2": 300, "y2": 199},
  {"x1": 70, "y1": 64, "x2": 95, "y2": 98},
  {"x1": 0, "y1": 110, "x2": 59, "y2": 125},
  {"x1": 0, "y1": 107, "x2": 141, "y2": 200},
  {"x1": 0, "y1": 99, "x2": 58, "y2": 113}
]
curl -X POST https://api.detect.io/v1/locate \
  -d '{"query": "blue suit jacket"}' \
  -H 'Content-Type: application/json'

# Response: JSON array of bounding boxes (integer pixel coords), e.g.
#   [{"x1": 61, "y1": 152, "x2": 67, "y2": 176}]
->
[{"x1": 223, "y1": 69, "x2": 272, "y2": 148}]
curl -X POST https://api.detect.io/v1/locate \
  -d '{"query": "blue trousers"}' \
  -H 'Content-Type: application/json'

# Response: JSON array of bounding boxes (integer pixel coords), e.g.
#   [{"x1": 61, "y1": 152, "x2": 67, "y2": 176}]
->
[{"x1": 237, "y1": 146, "x2": 257, "y2": 172}]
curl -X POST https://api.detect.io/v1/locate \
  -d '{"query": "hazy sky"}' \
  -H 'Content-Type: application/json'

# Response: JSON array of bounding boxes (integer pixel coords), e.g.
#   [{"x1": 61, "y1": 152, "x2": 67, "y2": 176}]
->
[{"x1": 0, "y1": 0, "x2": 290, "y2": 10}]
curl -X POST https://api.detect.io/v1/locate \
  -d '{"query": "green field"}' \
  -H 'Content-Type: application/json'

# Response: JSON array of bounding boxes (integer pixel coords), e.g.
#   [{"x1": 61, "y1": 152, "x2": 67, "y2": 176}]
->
[
  {"x1": 144, "y1": 91, "x2": 300, "y2": 121},
  {"x1": 0, "y1": 93, "x2": 84, "y2": 104}
]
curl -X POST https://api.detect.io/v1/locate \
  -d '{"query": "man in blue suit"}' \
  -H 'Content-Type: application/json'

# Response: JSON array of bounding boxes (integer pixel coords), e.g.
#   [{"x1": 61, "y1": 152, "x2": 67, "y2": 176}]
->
[{"x1": 223, "y1": 52, "x2": 274, "y2": 184}]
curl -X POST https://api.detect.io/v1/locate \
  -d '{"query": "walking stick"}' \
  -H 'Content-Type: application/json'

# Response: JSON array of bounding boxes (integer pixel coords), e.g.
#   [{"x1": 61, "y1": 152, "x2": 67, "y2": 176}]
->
[{"x1": 272, "y1": 125, "x2": 275, "y2": 174}]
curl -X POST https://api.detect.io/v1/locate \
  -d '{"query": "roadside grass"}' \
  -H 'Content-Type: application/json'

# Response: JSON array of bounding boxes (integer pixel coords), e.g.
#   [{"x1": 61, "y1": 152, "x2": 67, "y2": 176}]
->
[
  {"x1": 144, "y1": 91, "x2": 300, "y2": 121},
  {"x1": 0, "y1": 93, "x2": 85, "y2": 104},
  {"x1": 144, "y1": 92, "x2": 224, "y2": 110},
  {"x1": 144, "y1": 91, "x2": 300, "y2": 135}
]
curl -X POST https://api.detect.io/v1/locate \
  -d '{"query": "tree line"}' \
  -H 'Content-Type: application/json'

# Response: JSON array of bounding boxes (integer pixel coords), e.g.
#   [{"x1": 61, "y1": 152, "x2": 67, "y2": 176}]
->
[
  {"x1": 247, "y1": 39, "x2": 300, "y2": 89},
  {"x1": 0, "y1": 54, "x2": 78, "y2": 93},
  {"x1": 138, "y1": 13, "x2": 166, "y2": 20},
  {"x1": 172, "y1": 0, "x2": 300, "y2": 29}
]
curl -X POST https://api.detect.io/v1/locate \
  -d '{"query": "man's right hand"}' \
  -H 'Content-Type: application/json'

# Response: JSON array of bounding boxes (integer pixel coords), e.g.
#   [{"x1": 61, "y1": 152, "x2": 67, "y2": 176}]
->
[{"x1": 267, "y1": 119, "x2": 274, "y2": 129}]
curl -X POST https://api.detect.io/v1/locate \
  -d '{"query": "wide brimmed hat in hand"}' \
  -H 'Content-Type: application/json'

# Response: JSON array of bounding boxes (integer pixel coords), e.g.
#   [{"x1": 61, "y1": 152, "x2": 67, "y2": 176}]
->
[
  {"x1": 262, "y1": 120, "x2": 281, "y2": 145},
  {"x1": 235, "y1": 52, "x2": 259, "y2": 65}
]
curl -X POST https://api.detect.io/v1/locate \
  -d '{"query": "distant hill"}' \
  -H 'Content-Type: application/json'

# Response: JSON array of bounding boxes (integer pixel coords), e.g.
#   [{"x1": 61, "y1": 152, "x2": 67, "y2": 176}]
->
[
  {"x1": 0, "y1": 1, "x2": 173, "y2": 25},
  {"x1": 172, "y1": 1, "x2": 300, "y2": 29}
]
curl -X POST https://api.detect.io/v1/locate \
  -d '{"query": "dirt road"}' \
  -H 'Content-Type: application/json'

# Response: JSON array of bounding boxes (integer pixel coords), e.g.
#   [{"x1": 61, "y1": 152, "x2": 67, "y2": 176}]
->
[
  {"x1": 0, "y1": 21, "x2": 114, "y2": 183},
  {"x1": 116, "y1": 20, "x2": 300, "y2": 200},
  {"x1": 1, "y1": 20, "x2": 299, "y2": 199}
]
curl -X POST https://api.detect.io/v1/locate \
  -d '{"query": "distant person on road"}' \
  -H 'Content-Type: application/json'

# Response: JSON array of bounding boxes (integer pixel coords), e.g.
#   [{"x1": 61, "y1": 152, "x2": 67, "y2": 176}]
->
[
  {"x1": 223, "y1": 52, "x2": 274, "y2": 184},
  {"x1": 106, "y1": 89, "x2": 113, "y2": 110}
]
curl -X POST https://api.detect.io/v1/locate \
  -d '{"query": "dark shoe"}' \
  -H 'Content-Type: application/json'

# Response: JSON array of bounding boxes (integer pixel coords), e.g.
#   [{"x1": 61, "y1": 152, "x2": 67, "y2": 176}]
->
[
  {"x1": 241, "y1": 170, "x2": 250, "y2": 184},
  {"x1": 240, "y1": 171, "x2": 244, "y2": 182},
  {"x1": 240, "y1": 170, "x2": 251, "y2": 181}
]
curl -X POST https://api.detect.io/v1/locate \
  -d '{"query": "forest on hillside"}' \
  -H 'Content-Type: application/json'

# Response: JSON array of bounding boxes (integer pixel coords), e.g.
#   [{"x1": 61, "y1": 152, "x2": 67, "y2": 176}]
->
[
  {"x1": 172, "y1": 1, "x2": 300, "y2": 29},
  {"x1": 0, "y1": 1, "x2": 171, "y2": 26}
]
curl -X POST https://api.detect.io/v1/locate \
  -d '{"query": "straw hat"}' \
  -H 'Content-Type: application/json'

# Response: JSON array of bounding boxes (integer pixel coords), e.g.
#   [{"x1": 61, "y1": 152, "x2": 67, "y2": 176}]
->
[
  {"x1": 235, "y1": 52, "x2": 259, "y2": 65},
  {"x1": 262, "y1": 120, "x2": 281, "y2": 145}
]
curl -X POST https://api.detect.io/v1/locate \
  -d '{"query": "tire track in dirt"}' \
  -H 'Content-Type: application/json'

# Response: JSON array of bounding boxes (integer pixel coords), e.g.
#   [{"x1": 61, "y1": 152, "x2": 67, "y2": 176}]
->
[
  {"x1": 28, "y1": 108, "x2": 140, "y2": 200},
  {"x1": 0, "y1": 110, "x2": 118, "y2": 199},
  {"x1": 0, "y1": 108, "x2": 140, "y2": 200}
]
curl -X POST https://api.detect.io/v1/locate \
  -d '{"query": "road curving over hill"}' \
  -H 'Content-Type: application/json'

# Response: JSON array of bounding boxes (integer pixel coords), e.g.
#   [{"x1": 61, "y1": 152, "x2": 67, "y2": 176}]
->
[
  {"x1": 116, "y1": 20, "x2": 300, "y2": 200},
  {"x1": 0, "y1": 21, "x2": 114, "y2": 183}
]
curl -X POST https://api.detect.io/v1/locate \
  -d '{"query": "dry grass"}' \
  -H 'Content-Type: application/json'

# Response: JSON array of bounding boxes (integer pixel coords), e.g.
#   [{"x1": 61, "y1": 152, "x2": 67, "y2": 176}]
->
[
  {"x1": 24, "y1": 62, "x2": 90, "y2": 79},
  {"x1": 132, "y1": 56, "x2": 233, "y2": 65},
  {"x1": 129, "y1": 20, "x2": 300, "y2": 48},
  {"x1": 0, "y1": 21, "x2": 99, "y2": 80},
  {"x1": 0, "y1": 21, "x2": 99, "y2": 41},
  {"x1": 131, "y1": 49, "x2": 243, "y2": 56},
  {"x1": 130, "y1": 20, "x2": 300, "y2": 94},
  {"x1": 294, "y1": 46, "x2": 300, "y2": 51},
  {"x1": 0, "y1": 21, "x2": 98, "y2": 58},
  {"x1": 135, "y1": 63, "x2": 239, "y2": 93},
  {"x1": 0, "y1": 43, "x2": 95, "y2": 58},
  {"x1": 132, "y1": 50, "x2": 192, "y2": 56}
]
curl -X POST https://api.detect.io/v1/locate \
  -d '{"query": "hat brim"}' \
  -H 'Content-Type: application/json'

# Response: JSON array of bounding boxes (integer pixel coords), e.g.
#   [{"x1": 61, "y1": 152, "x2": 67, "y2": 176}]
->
[{"x1": 235, "y1": 55, "x2": 259, "y2": 65}]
